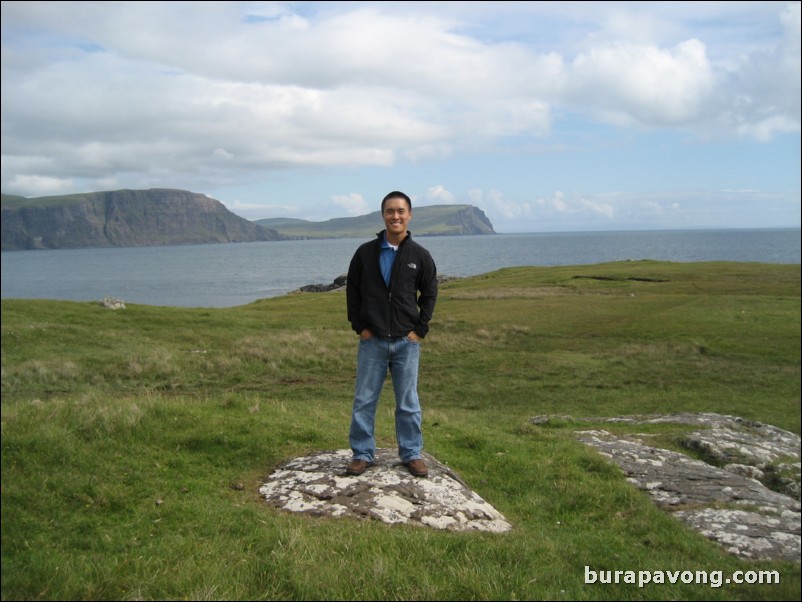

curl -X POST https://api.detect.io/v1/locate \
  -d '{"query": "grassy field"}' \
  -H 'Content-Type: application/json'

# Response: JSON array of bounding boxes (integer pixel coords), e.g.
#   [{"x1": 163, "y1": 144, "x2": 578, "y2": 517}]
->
[{"x1": 1, "y1": 260, "x2": 800, "y2": 600}]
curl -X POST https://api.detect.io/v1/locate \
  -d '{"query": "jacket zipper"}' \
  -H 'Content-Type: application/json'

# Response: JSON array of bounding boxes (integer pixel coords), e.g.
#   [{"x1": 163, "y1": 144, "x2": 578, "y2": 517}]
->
[
  {"x1": 384, "y1": 234, "x2": 408, "y2": 337},
  {"x1": 387, "y1": 243, "x2": 401, "y2": 336}
]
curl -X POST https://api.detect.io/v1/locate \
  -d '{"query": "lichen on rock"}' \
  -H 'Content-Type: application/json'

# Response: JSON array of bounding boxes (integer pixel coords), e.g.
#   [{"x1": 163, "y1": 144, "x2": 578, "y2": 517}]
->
[
  {"x1": 569, "y1": 413, "x2": 800, "y2": 562},
  {"x1": 260, "y1": 448, "x2": 511, "y2": 532}
]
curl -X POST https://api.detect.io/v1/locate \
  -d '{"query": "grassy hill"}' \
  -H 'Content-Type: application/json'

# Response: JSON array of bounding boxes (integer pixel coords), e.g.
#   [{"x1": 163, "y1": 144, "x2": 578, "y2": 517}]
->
[
  {"x1": 1, "y1": 192, "x2": 110, "y2": 208},
  {"x1": 256, "y1": 204, "x2": 495, "y2": 238},
  {"x1": 1, "y1": 261, "x2": 799, "y2": 600}
]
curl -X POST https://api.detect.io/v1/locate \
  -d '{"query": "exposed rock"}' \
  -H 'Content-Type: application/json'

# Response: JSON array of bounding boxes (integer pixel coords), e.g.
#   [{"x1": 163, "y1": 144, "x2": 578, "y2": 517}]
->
[
  {"x1": 580, "y1": 412, "x2": 801, "y2": 500},
  {"x1": 566, "y1": 413, "x2": 800, "y2": 562},
  {"x1": 297, "y1": 273, "x2": 460, "y2": 293},
  {"x1": 260, "y1": 414, "x2": 799, "y2": 558},
  {"x1": 100, "y1": 296, "x2": 125, "y2": 310},
  {"x1": 260, "y1": 448, "x2": 511, "y2": 532},
  {"x1": 436, "y1": 274, "x2": 461, "y2": 285},
  {"x1": 673, "y1": 508, "x2": 799, "y2": 563},
  {"x1": 298, "y1": 274, "x2": 348, "y2": 293}
]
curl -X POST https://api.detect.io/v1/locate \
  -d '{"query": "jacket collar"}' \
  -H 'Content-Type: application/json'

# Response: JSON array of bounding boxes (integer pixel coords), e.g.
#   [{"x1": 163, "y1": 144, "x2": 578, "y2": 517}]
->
[{"x1": 376, "y1": 230, "x2": 411, "y2": 245}]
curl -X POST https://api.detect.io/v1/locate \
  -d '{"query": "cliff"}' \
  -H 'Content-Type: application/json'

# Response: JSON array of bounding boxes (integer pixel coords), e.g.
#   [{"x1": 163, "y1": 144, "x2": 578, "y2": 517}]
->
[
  {"x1": 1, "y1": 189, "x2": 496, "y2": 250},
  {"x1": 1, "y1": 189, "x2": 282, "y2": 250},
  {"x1": 256, "y1": 204, "x2": 495, "y2": 239}
]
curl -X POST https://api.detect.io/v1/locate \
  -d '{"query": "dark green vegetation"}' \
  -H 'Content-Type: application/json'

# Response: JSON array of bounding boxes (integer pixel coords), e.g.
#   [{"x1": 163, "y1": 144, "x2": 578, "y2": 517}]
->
[
  {"x1": 1, "y1": 261, "x2": 799, "y2": 600},
  {"x1": 255, "y1": 204, "x2": 495, "y2": 238},
  {"x1": 2, "y1": 193, "x2": 84, "y2": 208}
]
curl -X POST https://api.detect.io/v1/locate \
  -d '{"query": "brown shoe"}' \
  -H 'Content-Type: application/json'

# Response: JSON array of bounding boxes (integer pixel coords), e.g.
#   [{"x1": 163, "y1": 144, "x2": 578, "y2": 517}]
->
[
  {"x1": 345, "y1": 459, "x2": 372, "y2": 476},
  {"x1": 404, "y1": 458, "x2": 428, "y2": 478}
]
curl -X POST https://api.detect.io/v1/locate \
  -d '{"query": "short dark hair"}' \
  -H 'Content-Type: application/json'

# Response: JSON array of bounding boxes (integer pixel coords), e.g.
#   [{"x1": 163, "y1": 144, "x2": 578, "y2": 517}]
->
[{"x1": 381, "y1": 191, "x2": 412, "y2": 212}]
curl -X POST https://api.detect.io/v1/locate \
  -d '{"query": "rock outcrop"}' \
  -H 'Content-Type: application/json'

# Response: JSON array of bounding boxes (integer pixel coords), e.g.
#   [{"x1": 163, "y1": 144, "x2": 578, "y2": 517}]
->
[
  {"x1": 553, "y1": 413, "x2": 800, "y2": 562},
  {"x1": 296, "y1": 273, "x2": 459, "y2": 294},
  {"x1": 260, "y1": 448, "x2": 511, "y2": 532},
  {"x1": 298, "y1": 275, "x2": 348, "y2": 293},
  {"x1": 259, "y1": 413, "x2": 799, "y2": 560},
  {"x1": 99, "y1": 296, "x2": 126, "y2": 310}
]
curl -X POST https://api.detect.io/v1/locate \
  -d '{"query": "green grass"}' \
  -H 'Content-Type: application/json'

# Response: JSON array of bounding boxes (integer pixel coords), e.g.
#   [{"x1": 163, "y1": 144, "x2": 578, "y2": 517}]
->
[{"x1": 2, "y1": 260, "x2": 800, "y2": 600}]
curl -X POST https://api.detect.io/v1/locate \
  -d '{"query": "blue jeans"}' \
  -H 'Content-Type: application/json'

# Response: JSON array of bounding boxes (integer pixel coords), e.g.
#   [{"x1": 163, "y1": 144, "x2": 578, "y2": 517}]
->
[{"x1": 349, "y1": 336, "x2": 423, "y2": 463}]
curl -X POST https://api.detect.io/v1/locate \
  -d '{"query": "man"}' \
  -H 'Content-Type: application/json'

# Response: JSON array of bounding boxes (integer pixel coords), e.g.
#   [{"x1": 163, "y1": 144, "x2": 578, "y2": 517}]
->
[{"x1": 345, "y1": 191, "x2": 438, "y2": 478}]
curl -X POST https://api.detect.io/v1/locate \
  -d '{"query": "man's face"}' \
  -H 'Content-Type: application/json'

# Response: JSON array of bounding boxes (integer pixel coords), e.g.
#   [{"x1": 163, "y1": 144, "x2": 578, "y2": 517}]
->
[{"x1": 382, "y1": 197, "x2": 411, "y2": 236}]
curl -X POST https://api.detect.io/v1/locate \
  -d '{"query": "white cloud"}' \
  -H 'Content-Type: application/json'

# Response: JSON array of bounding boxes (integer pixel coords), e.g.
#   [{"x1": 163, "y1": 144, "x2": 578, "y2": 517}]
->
[
  {"x1": 712, "y1": 1, "x2": 801, "y2": 140},
  {"x1": 567, "y1": 39, "x2": 714, "y2": 126},
  {"x1": 470, "y1": 187, "x2": 800, "y2": 232},
  {"x1": 469, "y1": 188, "x2": 537, "y2": 221},
  {"x1": 332, "y1": 193, "x2": 370, "y2": 216},
  {"x1": 549, "y1": 191, "x2": 569, "y2": 213},
  {"x1": 2, "y1": 174, "x2": 75, "y2": 196},
  {"x1": 223, "y1": 200, "x2": 299, "y2": 220},
  {"x1": 213, "y1": 148, "x2": 234, "y2": 160},
  {"x1": 421, "y1": 185, "x2": 456, "y2": 205},
  {"x1": 1, "y1": 0, "x2": 799, "y2": 213}
]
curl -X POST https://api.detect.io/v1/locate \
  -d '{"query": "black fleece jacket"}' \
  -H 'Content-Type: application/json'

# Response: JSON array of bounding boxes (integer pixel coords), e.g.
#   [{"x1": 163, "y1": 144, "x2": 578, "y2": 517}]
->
[{"x1": 346, "y1": 231, "x2": 438, "y2": 339}]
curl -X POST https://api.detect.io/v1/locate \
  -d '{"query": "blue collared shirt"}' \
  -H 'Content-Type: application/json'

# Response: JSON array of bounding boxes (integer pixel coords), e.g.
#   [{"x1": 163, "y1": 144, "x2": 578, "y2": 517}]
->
[{"x1": 379, "y1": 233, "x2": 397, "y2": 287}]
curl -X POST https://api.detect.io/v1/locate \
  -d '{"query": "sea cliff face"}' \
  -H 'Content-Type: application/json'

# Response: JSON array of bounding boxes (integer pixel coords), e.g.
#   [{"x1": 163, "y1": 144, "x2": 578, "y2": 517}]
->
[
  {"x1": 447, "y1": 205, "x2": 495, "y2": 235},
  {"x1": 1, "y1": 189, "x2": 496, "y2": 250},
  {"x1": 1, "y1": 189, "x2": 281, "y2": 250}
]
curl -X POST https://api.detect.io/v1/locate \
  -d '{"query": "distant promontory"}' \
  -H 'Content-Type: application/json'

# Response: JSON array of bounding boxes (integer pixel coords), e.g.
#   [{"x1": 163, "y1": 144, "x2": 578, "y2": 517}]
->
[
  {"x1": 256, "y1": 204, "x2": 495, "y2": 239},
  {"x1": 1, "y1": 188, "x2": 495, "y2": 251}
]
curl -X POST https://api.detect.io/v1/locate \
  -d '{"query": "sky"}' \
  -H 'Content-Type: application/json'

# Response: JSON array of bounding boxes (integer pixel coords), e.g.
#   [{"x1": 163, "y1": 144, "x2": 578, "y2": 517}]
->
[{"x1": 1, "y1": 1, "x2": 800, "y2": 233}]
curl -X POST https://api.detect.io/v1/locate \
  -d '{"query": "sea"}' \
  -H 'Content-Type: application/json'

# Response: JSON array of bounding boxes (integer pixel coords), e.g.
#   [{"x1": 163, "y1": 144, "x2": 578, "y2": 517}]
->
[{"x1": 2, "y1": 228, "x2": 799, "y2": 308}]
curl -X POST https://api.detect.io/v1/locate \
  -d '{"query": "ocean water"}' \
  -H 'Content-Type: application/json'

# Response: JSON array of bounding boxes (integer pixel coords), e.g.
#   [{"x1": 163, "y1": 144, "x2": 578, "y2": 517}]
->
[{"x1": 2, "y1": 228, "x2": 799, "y2": 308}]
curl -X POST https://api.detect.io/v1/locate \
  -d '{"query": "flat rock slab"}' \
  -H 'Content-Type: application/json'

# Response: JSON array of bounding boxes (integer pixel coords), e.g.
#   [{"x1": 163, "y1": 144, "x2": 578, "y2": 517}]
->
[
  {"x1": 260, "y1": 449, "x2": 512, "y2": 532},
  {"x1": 571, "y1": 413, "x2": 801, "y2": 562}
]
